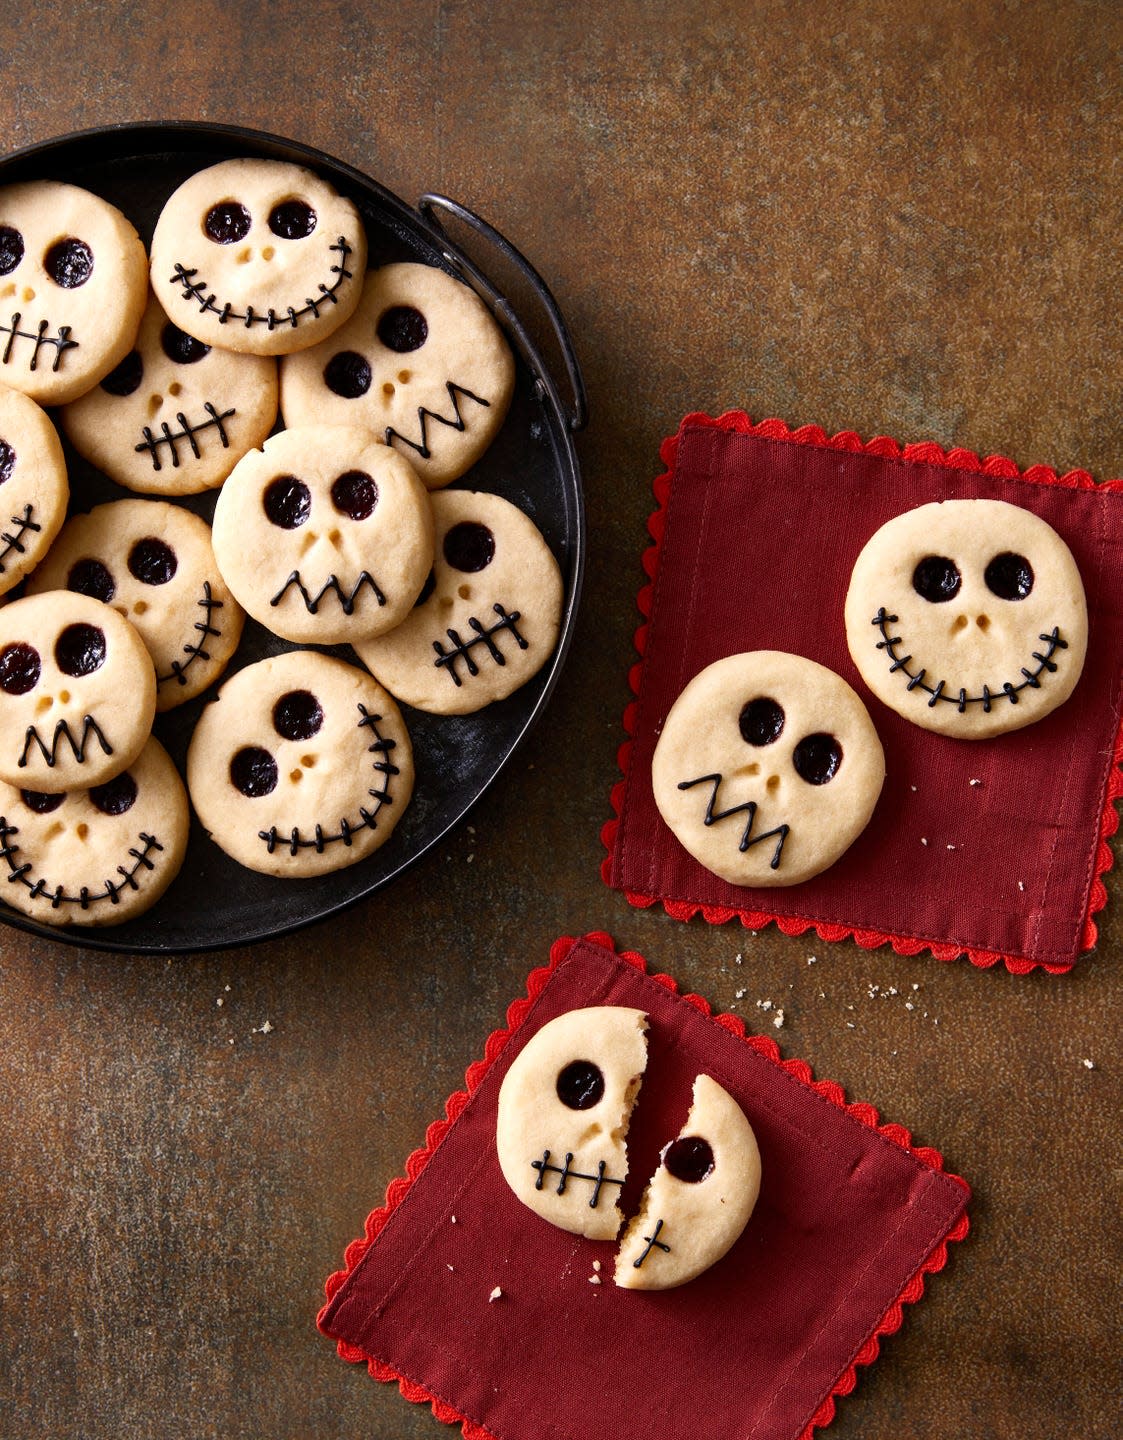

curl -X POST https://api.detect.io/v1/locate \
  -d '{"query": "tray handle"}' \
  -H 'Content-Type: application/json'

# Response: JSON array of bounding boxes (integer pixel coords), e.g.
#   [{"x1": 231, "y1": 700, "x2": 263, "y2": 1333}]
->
[{"x1": 418, "y1": 194, "x2": 588, "y2": 433}]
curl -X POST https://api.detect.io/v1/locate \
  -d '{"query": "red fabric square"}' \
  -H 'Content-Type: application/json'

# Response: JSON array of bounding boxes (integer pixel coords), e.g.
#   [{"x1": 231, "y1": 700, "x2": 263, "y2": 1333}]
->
[
  {"x1": 320, "y1": 934, "x2": 970, "y2": 1440},
  {"x1": 602, "y1": 413, "x2": 1123, "y2": 973}
]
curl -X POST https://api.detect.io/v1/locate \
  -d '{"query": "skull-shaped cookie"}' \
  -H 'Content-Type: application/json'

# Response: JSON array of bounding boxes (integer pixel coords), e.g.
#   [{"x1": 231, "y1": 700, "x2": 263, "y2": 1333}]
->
[
  {"x1": 211, "y1": 424, "x2": 434, "y2": 645},
  {"x1": 27, "y1": 499, "x2": 244, "y2": 711},
  {"x1": 279, "y1": 262, "x2": 515, "y2": 488},
  {"x1": 149, "y1": 159, "x2": 367, "y2": 356},
  {"x1": 844, "y1": 499, "x2": 1088, "y2": 739},
  {"x1": 0, "y1": 736, "x2": 189, "y2": 927},
  {"x1": 0, "y1": 591, "x2": 156, "y2": 791},
  {"x1": 0, "y1": 385, "x2": 69, "y2": 596},
  {"x1": 652, "y1": 651, "x2": 885, "y2": 887},
  {"x1": 186, "y1": 651, "x2": 414, "y2": 878},
  {"x1": 354, "y1": 489, "x2": 563, "y2": 713},
  {"x1": 59, "y1": 289, "x2": 278, "y2": 495},
  {"x1": 0, "y1": 180, "x2": 148, "y2": 405},
  {"x1": 496, "y1": 1006, "x2": 648, "y2": 1240},
  {"x1": 615, "y1": 1074, "x2": 761, "y2": 1291}
]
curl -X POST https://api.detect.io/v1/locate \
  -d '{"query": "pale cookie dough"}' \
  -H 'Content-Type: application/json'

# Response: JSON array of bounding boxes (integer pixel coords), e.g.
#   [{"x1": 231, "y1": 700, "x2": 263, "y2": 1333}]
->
[
  {"x1": 354, "y1": 488, "x2": 562, "y2": 714},
  {"x1": 496, "y1": 1006, "x2": 648, "y2": 1241},
  {"x1": 150, "y1": 159, "x2": 366, "y2": 357},
  {"x1": 844, "y1": 498, "x2": 1088, "y2": 739},
  {"x1": 59, "y1": 289, "x2": 278, "y2": 495},
  {"x1": 186, "y1": 650, "x2": 413, "y2": 878},
  {"x1": 0, "y1": 591, "x2": 155, "y2": 791},
  {"x1": 0, "y1": 180, "x2": 147, "y2": 405},
  {"x1": 652, "y1": 651, "x2": 885, "y2": 887},
  {"x1": 27, "y1": 499, "x2": 244, "y2": 711},
  {"x1": 616, "y1": 1074, "x2": 761, "y2": 1290},
  {"x1": 211, "y1": 424, "x2": 433, "y2": 645},
  {"x1": 0, "y1": 735, "x2": 188, "y2": 927},
  {"x1": 279, "y1": 261, "x2": 515, "y2": 489},
  {"x1": 0, "y1": 385, "x2": 69, "y2": 595}
]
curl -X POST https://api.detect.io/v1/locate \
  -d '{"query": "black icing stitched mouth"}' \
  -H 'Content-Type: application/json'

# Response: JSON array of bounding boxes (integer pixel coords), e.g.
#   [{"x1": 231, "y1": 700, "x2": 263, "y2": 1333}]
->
[
  {"x1": 270, "y1": 569, "x2": 386, "y2": 616},
  {"x1": 529, "y1": 1149, "x2": 625, "y2": 1211},
  {"x1": 0, "y1": 503, "x2": 41, "y2": 575},
  {"x1": 384, "y1": 380, "x2": 490, "y2": 461},
  {"x1": 256, "y1": 703, "x2": 400, "y2": 856},
  {"x1": 631, "y1": 1217, "x2": 672, "y2": 1269},
  {"x1": 19, "y1": 715, "x2": 112, "y2": 770},
  {"x1": 134, "y1": 403, "x2": 236, "y2": 471},
  {"x1": 167, "y1": 235, "x2": 355, "y2": 332},
  {"x1": 677, "y1": 772, "x2": 790, "y2": 871},
  {"x1": 0, "y1": 818, "x2": 164, "y2": 910},
  {"x1": 871, "y1": 607, "x2": 1068, "y2": 712},
  {"x1": 0, "y1": 311, "x2": 79, "y2": 372},
  {"x1": 155, "y1": 581, "x2": 226, "y2": 690},
  {"x1": 432, "y1": 603, "x2": 528, "y2": 686}
]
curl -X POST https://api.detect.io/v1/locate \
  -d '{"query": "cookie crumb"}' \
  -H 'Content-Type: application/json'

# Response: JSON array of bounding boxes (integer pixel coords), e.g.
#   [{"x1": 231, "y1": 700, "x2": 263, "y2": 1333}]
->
[
  {"x1": 846, "y1": 1021, "x2": 856, "y2": 1029},
  {"x1": 593, "y1": 1260, "x2": 601, "y2": 1271},
  {"x1": 447, "y1": 1264, "x2": 455, "y2": 1272},
  {"x1": 1082, "y1": 1058, "x2": 1095, "y2": 1070},
  {"x1": 1018, "y1": 880, "x2": 1026, "y2": 892},
  {"x1": 216, "y1": 997, "x2": 224, "y2": 1007},
  {"x1": 807, "y1": 955, "x2": 817, "y2": 965},
  {"x1": 758, "y1": 999, "x2": 772, "y2": 1011},
  {"x1": 905, "y1": 1002, "x2": 915, "y2": 1011},
  {"x1": 912, "y1": 983, "x2": 920, "y2": 991},
  {"x1": 489, "y1": 1286, "x2": 503, "y2": 1302},
  {"x1": 947, "y1": 843, "x2": 956, "y2": 851},
  {"x1": 734, "y1": 987, "x2": 746, "y2": 1000},
  {"x1": 466, "y1": 854, "x2": 475, "y2": 864},
  {"x1": 772, "y1": 1009, "x2": 784, "y2": 1029},
  {"x1": 910, "y1": 785, "x2": 917, "y2": 792},
  {"x1": 921, "y1": 837, "x2": 928, "y2": 846},
  {"x1": 451, "y1": 1215, "x2": 457, "y2": 1224},
  {"x1": 734, "y1": 952, "x2": 743, "y2": 964},
  {"x1": 253, "y1": 1020, "x2": 274, "y2": 1035},
  {"x1": 969, "y1": 778, "x2": 982, "y2": 786},
  {"x1": 589, "y1": 1274, "x2": 601, "y2": 1285}
]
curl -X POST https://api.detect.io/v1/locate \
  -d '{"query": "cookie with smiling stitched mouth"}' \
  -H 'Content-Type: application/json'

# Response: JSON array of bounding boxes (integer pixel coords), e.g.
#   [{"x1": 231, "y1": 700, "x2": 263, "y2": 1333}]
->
[{"x1": 845, "y1": 499, "x2": 1089, "y2": 739}]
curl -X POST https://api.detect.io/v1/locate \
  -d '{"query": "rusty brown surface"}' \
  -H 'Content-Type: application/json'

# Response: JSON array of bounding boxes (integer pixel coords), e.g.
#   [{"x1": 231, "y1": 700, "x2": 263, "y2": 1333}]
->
[{"x1": 0, "y1": 1, "x2": 1120, "y2": 1437}]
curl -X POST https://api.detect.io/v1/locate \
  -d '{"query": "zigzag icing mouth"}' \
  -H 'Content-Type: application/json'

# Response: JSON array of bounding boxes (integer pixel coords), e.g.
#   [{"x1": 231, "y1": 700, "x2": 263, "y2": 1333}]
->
[
  {"x1": 270, "y1": 569, "x2": 386, "y2": 616},
  {"x1": 256, "y1": 703, "x2": 400, "y2": 856},
  {"x1": 134, "y1": 403, "x2": 236, "y2": 471},
  {"x1": 431, "y1": 602, "x2": 528, "y2": 687},
  {"x1": 19, "y1": 715, "x2": 112, "y2": 770},
  {"x1": 871, "y1": 607, "x2": 1068, "y2": 712},
  {"x1": 167, "y1": 235, "x2": 356, "y2": 333},
  {"x1": 0, "y1": 819, "x2": 164, "y2": 911},
  {"x1": 677, "y1": 772, "x2": 790, "y2": 871},
  {"x1": 384, "y1": 380, "x2": 489, "y2": 461}
]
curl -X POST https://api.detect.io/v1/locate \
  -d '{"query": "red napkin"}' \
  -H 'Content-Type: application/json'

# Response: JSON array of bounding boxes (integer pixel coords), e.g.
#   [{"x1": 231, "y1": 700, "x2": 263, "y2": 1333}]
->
[
  {"x1": 602, "y1": 413, "x2": 1123, "y2": 973},
  {"x1": 320, "y1": 933, "x2": 970, "y2": 1440}
]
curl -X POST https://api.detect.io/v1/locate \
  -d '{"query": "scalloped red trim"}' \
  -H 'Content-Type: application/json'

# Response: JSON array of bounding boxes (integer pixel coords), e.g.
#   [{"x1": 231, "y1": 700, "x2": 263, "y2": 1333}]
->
[
  {"x1": 319, "y1": 932, "x2": 970, "y2": 1440},
  {"x1": 600, "y1": 411, "x2": 1123, "y2": 976}
]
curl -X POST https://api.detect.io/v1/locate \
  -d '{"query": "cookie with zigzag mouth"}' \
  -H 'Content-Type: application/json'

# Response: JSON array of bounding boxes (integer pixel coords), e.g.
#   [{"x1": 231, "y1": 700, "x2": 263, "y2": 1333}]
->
[
  {"x1": 844, "y1": 499, "x2": 1088, "y2": 739},
  {"x1": 279, "y1": 262, "x2": 515, "y2": 489},
  {"x1": 149, "y1": 159, "x2": 366, "y2": 357},
  {"x1": 211, "y1": 424, "x2": 433, "y2": 645},
  {"x1": 0, "y1": 736, "x2": 188, "y2": 927},
  {"x1": 27, "y1": 499, "x2": 244, "y2": 711},
  {"x1": 186, "y1": 651, "x2": 413, "y2": 878}
]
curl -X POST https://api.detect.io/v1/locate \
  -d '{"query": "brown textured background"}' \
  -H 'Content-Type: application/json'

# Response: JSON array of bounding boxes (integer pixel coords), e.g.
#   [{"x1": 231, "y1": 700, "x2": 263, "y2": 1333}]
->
[{"x1": 0, "y1": 2, "x2": 1119, "y2": 1437}]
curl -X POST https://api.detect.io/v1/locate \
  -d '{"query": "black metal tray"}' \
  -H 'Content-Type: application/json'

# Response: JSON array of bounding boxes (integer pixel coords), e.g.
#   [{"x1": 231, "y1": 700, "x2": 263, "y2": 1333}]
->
[{"x1": 0, "y1": 122, "x2": 586, "y2": 953}]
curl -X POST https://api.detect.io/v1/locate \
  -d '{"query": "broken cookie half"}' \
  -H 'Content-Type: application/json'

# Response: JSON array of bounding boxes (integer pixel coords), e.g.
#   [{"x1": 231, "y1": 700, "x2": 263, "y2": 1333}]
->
[{"x1": 495, "y1": 1006, "x2": 761, "y2": 1287}]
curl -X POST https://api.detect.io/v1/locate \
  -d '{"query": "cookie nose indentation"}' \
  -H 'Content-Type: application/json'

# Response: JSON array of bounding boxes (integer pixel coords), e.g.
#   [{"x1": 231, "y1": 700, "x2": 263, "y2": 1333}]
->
[
  {"x1": 168, "y1": 381, "x2": 182, "y2": 397},
  {"x1": 976, "y1": 614, "x2": 991, "y2": 631},
  {"x1": 458, "y1": 584, "x2": 471, "y2": 600},
  {"x1": 737, "y1": 762, "x2": 761, "y2": 778},
  {"x1": 21, "y1": 286, "x2": 34, "y2": 302},
  {"x1": 300, "y1": 754, "x2": 315, "y2": 768},
  {"x1": 59, "y1": 690, "x2": 70, "y2": 704},
  {"x1": 235, "y1": 247, "x2": 252, "y2": 265},
  {"x1": 35, "y1": 695, "x2": 52, "y2": 713},
  {"x1": 289, "y1": 769, "x2": 303, "y2": 783},
  {"x1": 382, "y1": 382, "x2": 395, "y2": 399},
  {"x1": 45, "y1": 821, "x2": 64, "y2": 842},
  {"x1": 76, "y1": 823, "x2": 89, "y2": 841},
  {"x1": 397, "y1": 370, "x2": 411, "y2": 383},
  {"x1": 952, "y1": 614, "x2": 969, "y2": 632},
  {"x1": 261, "y1": 246, "x2": 275, "y2": 261},
  {"x1": 766, "y1": 775, "x2": 781, "y2": 793},
  {"x1": 133, "y1": 600, "x2": 148, "y2": 616},
  {"x1": 148, "y1": 396, "x2": 162, "y2": 416},
  {"x1": 327, "y1": 528, "x2": 342, "y2": 547}
]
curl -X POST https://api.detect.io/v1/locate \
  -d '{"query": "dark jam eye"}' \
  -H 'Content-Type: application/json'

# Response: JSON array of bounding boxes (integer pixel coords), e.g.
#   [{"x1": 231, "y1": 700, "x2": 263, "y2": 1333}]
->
[
  {"x1": 67, "y1": 558, "x2": 116, "y2": 604},
  {"x1": 793, "y1": 732, "x2": 843, "y2": 785},
  {"x1": 263, "y1": 475, "x2": 311, "y2": 529},
  {"x1": 230, "y1": 746, "x2": 278, "y2": 798},
  {"x1": 985, "y1": 551, "x2": 1034, "y2": 601},
  {"x1": 204, "y1": 201, "x2": 251, "y2": 244},
  {"x1": 323, "y1": 350, "x2": 371, "y2": 398},
  {"x1": 414, "y1": 568, "x2": 436, "y2": 607},
  {"x1": 20, "y1": 789, "x2": 64, "y2": 814},
  {"x1": 0, "y1": 438, "x2": 14, "y2": 485},
  {"x1": 556, "y1": 1060, "x2": 605, "y2": 1111},
  {"x1": 128, "y1": 538, "x2": 178, "y2": 586},
  {"x1": 0, "y1": 225, "x2": 24, "y2": 275},
  {"x1": 56, "y1": 623, "x2": 106, "y2": 678},
  {"x1": 0, "y1": 642, "x2": 40, "y2": 694},
  {"x1": 376, "y1": 305, "x2": 428, "y2": 353},
  {"x1": 161, "y1": 323, "x2": 210, "y2": 365},
  {"x1": 272, "y1": 690, "x2": 323, "y2": 741},
  {"x1": 739, "y1": 697, "x2": 785, "y2": 747},
  {"x1": 89, "y1": 772, "x2": 137, "y2": 816},
  {"x1": 443, "y1": 522, "x2": 495, "y2": 573},
  {"x1": 664, "y1": 1136, "x2": 715, "y2": 1184},
  {"x1": 331, "y1": 470, "x2": 378, "y2": 520},
  {"x1": 912, "y1": 555, "x2": 961, "y2": 603},
  {"x1": 99, "y1": 350, "x2": 144, "y2": 396},
  {"x1": 268, "y1": 199, "x2": 317, "y2": 239},
  {"x1": 45, "y1": 238, "x2": 93, "y2": 288}
]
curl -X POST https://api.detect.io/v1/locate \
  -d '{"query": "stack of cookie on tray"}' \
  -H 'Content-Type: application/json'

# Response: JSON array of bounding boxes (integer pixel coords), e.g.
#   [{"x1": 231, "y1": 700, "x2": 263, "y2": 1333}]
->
[{"x1": 0, "y1": 159, "x2": 563, "y2": 927}]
